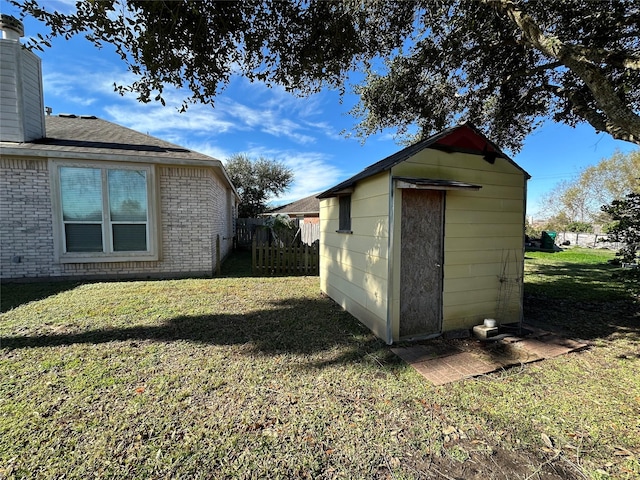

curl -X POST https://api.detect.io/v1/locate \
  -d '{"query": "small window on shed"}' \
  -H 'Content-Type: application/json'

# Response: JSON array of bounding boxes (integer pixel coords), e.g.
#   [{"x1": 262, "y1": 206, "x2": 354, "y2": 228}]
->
[{"x1": 338, "y1": 195, "x2": 352, "y2": 232}]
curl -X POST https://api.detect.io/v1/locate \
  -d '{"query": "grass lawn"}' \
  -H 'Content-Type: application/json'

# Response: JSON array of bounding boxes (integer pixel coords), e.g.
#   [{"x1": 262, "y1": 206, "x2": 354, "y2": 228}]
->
[{"x1": 1, "y1": 248, "x2": 638, "y2": 479}]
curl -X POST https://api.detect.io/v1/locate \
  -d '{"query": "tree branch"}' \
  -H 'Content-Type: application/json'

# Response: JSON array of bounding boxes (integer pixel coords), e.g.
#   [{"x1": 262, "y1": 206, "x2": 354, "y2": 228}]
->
[
  {"x1": 485, "y1": 0, "x2": 640, "y2": 145},
  {"x1": 572, "y1": 45, "x2": 640, "y2": 71},
  {"x1": 561, "y1": 86, "x2": 640, "y2": 144},
  {"x1": 505, "y1": 61, "x2": 562, "y2": 82}
]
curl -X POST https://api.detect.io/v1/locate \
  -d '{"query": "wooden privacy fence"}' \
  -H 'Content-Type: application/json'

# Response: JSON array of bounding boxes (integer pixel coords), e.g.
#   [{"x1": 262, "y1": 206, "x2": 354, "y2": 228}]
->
[
  {"x1": 236, "y1": 218, "x2": 320, "y2": 249},
  {"x1": 252, "y1": 239, "x2": 319, "y2": 276},
  {"x1": 235, "y1": 218, "x2": 266, "y2": 249}
]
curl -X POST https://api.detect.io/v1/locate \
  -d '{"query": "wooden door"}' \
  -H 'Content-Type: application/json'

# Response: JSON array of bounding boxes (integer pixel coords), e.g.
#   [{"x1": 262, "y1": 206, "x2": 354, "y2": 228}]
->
[{"x1": 399, "y1": 189, "x2": 444, "y2": 338}]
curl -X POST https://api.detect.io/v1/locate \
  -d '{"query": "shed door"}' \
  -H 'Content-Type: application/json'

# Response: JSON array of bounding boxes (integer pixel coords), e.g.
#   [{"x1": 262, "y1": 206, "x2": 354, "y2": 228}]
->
[{"x1": 399, "y1": 189, "x2": 444, "y2": 338}]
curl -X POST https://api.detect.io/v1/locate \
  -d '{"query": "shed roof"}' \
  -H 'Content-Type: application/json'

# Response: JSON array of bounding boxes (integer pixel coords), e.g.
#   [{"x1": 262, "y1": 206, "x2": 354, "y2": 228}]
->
[
  {"x1": 267, "y1": 194, "x2": 320, "y2": 216},
  {"x1": 317, "y1": 123, "x2": 530, "y2": 199}
]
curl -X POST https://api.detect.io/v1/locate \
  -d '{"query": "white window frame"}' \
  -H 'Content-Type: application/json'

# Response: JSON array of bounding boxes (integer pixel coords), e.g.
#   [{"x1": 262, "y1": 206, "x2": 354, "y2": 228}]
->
[{"x1": 50, "y1": 159, "x2": 159, "y2": 263}]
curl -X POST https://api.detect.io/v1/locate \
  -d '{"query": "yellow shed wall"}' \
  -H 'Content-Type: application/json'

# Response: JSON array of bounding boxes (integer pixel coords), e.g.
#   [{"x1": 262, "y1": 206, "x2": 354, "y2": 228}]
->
[
  {"x1": 320, "y1": 173, "x2": 391, "y2": 341},
  {"x1": 391, "y1": 149, "x2": 526, "y2": 338}
]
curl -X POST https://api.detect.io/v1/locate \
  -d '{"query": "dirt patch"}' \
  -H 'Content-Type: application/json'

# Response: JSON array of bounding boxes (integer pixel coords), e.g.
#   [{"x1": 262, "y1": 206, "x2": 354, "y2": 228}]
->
[{"x1": 409, "y1": 442, "x2": 583, "y2": 479}]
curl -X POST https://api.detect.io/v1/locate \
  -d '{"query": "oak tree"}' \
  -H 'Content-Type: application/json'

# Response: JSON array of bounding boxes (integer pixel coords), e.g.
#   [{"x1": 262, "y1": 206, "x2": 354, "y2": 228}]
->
[
  {"x1": 602, "y1": 192, "x2": 640, "y2": 292},
  {"x1": 10, "y1": 0, "x2": 640, "y2": 150},
  {"x1": 225, "y1": 154, "x2": 293, "y2": 218}
]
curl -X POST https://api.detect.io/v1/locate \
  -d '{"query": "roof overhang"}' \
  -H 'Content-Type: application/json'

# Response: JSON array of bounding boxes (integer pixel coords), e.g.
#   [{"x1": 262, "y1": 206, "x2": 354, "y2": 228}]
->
[
  {"x1": 317, "y1": 123, "x2": 529, "y2": 199},
  {"x1": 0, "y1": 143, "x2": 222, "y2": 166},
  {"x1": 0, "y1": 143, "x2": 241, "y2": 201},
  {"x1": 394, "y1": 177, "x2": 482, "y2": 191}
]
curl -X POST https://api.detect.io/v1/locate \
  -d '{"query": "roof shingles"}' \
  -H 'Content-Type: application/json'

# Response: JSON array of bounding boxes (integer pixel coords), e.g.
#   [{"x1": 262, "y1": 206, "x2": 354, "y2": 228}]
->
[
  {"x1": 269, "y1": 194, "x2": 320, "y2": 215},
  {"x1": 1, "y1": 115, "x2": 219, "y2": 164}
]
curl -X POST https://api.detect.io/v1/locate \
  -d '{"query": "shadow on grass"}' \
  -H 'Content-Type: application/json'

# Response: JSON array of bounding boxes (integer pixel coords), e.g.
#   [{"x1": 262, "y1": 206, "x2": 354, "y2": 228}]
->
[
  {"x1": 1, "y1": 281, "x2": 84, "y2": 313},
  {"x1": 526, "y1": 261, "x2": 629, "y2": 301},
  {"x1": 220, "y1": 249, "x2": 254, "y2": 277},
  {"x1": 524, "y1": 293, "x2": 639, "y2": 342},
  {"x1": 0, "y1": 297, "x2": 391, "y2": 367},
  {"x1": 524, "y1": 260, "x2": 639, "y2": 341}
]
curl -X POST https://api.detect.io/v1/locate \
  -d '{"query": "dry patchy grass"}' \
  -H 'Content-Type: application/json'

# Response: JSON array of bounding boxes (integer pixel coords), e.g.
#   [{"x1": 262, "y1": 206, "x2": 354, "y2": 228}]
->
[{"x1": 0, "y1": 249, "x2": 638, "y2": 479}]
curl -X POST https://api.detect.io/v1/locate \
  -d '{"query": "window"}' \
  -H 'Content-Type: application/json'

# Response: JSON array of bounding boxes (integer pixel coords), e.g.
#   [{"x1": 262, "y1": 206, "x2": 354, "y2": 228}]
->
[
  {"x1": 53, "y1": 162, "x2": 157, "y2": 262},
  {"x1": 338, "y1": 195, "x2": 352, "y2": 232}
]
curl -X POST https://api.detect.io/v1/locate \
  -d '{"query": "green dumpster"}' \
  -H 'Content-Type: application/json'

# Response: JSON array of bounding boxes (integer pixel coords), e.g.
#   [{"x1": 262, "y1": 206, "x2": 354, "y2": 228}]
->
[{"x1": 541, "y1": 231, "x2": 556, "y2": 250}]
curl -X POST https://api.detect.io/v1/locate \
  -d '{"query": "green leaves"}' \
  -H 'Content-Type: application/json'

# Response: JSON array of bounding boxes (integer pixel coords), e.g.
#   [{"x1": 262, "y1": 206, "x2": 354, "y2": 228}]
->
[
  {"x1": 10, "y1": 0, "x2": 640, "y2": 148},
  {"x1": 602, "y1": 191, "x2": 640, "y2": 266},
  {"x1": 225, "y1": 153, "x2": 294, "y2": 218}
]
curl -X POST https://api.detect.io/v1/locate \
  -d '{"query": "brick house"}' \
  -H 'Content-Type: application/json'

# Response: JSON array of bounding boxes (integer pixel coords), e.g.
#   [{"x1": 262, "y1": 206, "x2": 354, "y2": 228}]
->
[
  {"x1": 266, "y1": 194, "x2": 320, "y2": 224},
  {"x1": 0, "y1": 15, "x2": 238, "y2": 281}
]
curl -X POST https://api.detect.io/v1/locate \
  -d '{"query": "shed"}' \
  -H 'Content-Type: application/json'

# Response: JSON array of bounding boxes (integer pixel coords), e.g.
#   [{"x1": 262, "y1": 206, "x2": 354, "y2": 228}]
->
[{"x1": 318, "y1": 124, "x2": 530, "y2": 344}]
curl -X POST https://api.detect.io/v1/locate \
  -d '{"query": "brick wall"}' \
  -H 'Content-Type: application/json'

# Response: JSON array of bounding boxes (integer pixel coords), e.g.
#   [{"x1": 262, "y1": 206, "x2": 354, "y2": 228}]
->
[
  {"x1": 0, "y1": 157, "x2": 234, "y2": 281},
  {"x1": 0, "y1": 157, "x2": 55, "y2": 278},
  {"x1": 157, "y1": 166, "x2": 233, "y2": 275}
]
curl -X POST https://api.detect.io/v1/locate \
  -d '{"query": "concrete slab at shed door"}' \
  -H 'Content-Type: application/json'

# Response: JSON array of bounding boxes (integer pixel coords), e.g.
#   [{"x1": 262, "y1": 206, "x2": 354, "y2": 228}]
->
[{"x1": 399, "y1": 189, "x2": 444, "y2": 338}]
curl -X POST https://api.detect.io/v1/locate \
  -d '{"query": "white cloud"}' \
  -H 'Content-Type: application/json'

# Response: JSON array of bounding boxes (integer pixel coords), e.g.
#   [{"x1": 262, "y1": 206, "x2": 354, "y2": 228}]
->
[
  {"x1": 237, "y1": 146, "x2": 345, "y2": 204},
  {"x1": 304, "y1": 120, "x2": 343, "y2": 140},
  {"x1": 221, "y1": 101, "x2": 317, "y2": 145},
  {"x1": 240, "y1": 79, "x2": 324, "y2": 118},
  {"x1": 42, "y1": 72, "x2": 97, "y2": 108},
  {"x1": 40, "y1": 61, "x2": 338, "y2": 148},
  {"x1": 104, "y1": 102, "x2": 237, "y2": 137},
  {"x1": 83, "y1": 73, "x2": 236, "y2": 137},
  {"x1": 50, "y1": 0, "x2": 77, "y2": 9},
  {"x1": 179, "y1": 141, "x2": 232, "y2": 162},
  {"x1": 221, "y1": 78, "x2": 341, "y2": 144},
  {"x1": 86, "y1": 75, "x2": 319, "y2": 145}
]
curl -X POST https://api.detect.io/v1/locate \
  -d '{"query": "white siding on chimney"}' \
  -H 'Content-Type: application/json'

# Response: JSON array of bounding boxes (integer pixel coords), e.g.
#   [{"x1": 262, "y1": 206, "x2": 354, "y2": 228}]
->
[
  {"x1": 0, "y1": 39, "x2": 45, "y2": 142},
  {"x1": 0, "y1": 41, "x2": 21, "y2": 141},
  {"x1": 21, "y1": 50, "x2": 45, "y2": 140}
]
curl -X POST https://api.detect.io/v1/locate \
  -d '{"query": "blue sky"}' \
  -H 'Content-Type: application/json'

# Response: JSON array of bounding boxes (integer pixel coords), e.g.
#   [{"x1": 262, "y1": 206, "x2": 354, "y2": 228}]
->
[{"x1": 3, "y1": 1, "x2": 638, "y2": 216}]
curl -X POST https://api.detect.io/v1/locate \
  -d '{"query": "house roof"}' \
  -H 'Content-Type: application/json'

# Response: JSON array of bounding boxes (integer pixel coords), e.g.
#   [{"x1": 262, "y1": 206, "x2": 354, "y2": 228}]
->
[
  {"x1": 267, "y1": 194, "x2": 320, "y2": 216},
  {"x1": 317, "y1": 123, "x2": 530, "y2": 199},
  {"x1": 0, "y1": 114, "x2": 238, "y2": 196}
]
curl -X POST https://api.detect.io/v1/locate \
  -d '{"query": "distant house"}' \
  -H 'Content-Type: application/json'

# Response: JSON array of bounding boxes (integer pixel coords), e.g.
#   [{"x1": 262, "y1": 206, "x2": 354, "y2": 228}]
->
[
  {"x1": 266, "y1": 194, "x2": 320, "y2": 224},
  {"x1": 0, "y1": 16, "x2": 238, "y2": 281},
  {"x1": 318, "y1": 124, "x2": 530, "y2": 344},
  {"x1": 254, "y1": 194, "x2": 321, "y2": 246}
]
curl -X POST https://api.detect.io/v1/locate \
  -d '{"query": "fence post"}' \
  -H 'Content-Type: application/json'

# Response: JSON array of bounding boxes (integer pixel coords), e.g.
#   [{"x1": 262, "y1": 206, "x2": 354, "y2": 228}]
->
[
  {"x1": 273, "y1": 244, "x2": 279, "y2": 275},
  {"x1": 252, "y1": 238, "x2": 257, "y2": 275},
  {"x1": 283, "y1": 245, "x2": 292, "y2": 275}
]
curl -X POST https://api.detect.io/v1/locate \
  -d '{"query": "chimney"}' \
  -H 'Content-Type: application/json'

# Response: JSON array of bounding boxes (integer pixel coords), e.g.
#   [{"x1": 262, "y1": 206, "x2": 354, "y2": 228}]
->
[{"x1": 0, "y1": 14, "x2": 45, "y2": 142}]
